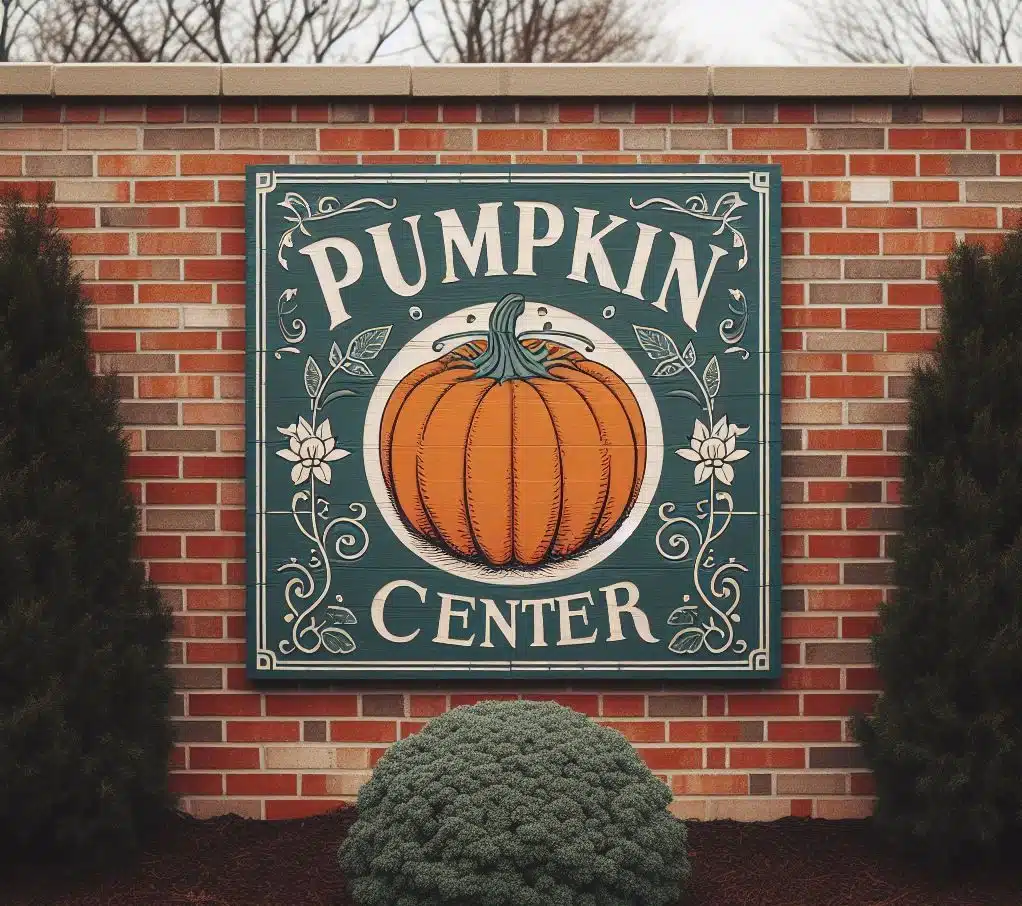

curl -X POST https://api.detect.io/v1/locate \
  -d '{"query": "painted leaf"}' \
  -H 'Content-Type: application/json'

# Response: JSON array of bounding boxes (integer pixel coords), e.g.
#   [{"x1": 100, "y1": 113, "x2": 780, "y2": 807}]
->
[
  {"x1": 633, "y1": 325, "x2": 680, "y2": 361},
  {"x1": 703, "y1": 356, "x2": 721, "y2": 399},
  {"x1": 652, "y1": 359, "x2": 684, "y2": 378},
  {"x1": 319, "y1": 389, "x2": 356, "y2": 409},
  {"x1": 668, "y1": 389, "x2": 703, "y2": 406},
  {"x1": 326, "y1": 606, "x2": 357, "y2": 625},
  {"x1": 340, "y1": 359, "x2": 373, "y2": 378},
  {"x1": 346, "y1": 325, "x2": 392, "y2": 361},
  {"x1": 304, "y1": 356, "x2": 323, "y2": 398},
  {"x1": 328, "y1": 341, "x2": 343, "y2": 368},
  {"x1": 669, "y1": 629, "x2": 704, "y2": 654},
  {"x1": 667, "y1": 609, "x2": 695, "y2": 626},
  {"x1": 682, "y1": 341, "x2": 697, "y2": 367},
  {"x1": 320, "y1": 628, "x2": 356, "y2": 654}
]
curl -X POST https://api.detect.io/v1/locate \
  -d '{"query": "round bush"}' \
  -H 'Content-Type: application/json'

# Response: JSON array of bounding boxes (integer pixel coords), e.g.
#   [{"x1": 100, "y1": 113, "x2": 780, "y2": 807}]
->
[{"x1": 339, "y1": 699, "x2": 689, "y2": 906}]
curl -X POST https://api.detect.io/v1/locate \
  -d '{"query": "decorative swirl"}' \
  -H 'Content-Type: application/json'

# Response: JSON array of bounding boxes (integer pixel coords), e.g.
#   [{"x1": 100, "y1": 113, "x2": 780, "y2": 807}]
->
[
  {"x1": 655, "y1": 502, "x2": 703, "y2": 561},
  {"x1": 275, "y1": 288, "x2": 306, "y2": 357},
  {"x1": 324, "y1": 503, "x2": 370, "y2": 561},
  {"x1": 720, "y1": 289, "x2": 750, "y2": 361},
  {"x1": 277, "y1": 192, "x2": 397, "y2": 270},
  {"x1": 630, "y1": 191, "x2": 749, "y2": 269}
]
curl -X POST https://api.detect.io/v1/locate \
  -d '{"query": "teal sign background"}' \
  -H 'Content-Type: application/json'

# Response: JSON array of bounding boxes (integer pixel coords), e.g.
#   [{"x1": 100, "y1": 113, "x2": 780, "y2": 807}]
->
[{"x1": 246, "y1": 166, "x2": 781, "y2": 679}]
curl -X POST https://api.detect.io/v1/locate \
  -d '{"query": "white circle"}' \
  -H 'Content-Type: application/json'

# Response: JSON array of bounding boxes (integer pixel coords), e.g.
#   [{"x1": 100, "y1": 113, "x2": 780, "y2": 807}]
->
[{"x1": 362, "y1": 302, "x2": 663, "y2": 586}]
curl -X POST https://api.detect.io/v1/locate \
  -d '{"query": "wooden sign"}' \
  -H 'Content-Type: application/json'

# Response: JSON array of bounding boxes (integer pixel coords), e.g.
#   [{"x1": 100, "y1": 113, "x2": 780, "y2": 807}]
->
[{"x1": 246, "y1": 166, "x2": 781, "y2": 679}]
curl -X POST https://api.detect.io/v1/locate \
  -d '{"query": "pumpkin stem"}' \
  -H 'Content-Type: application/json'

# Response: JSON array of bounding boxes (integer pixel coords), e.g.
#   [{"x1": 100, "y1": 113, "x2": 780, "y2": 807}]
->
[{"x1": 473, "y1": 293, "x2": 551, "y2": 382}]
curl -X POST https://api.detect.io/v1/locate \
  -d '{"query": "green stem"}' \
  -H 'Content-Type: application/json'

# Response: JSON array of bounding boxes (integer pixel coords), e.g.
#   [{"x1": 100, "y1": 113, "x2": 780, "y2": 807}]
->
[{"x1": 472, "y1": 293, "x2": 551, "y2": 382}]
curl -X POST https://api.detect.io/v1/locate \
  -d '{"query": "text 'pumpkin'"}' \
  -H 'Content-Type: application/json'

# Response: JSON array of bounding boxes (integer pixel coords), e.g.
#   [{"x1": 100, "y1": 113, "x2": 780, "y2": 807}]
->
[{"x1": 380, "y1": 293, "x2": 647, "y2": 569}]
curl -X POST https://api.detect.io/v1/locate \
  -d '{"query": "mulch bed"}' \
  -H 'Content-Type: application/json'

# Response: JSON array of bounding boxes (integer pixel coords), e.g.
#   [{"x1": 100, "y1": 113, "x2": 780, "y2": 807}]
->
[{"x1": 3, "y1": 808, "x2": 1020, "y2": 906}]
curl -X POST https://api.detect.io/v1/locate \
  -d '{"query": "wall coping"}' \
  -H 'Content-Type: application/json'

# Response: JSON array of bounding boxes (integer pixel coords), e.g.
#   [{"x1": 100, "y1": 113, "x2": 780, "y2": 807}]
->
[{"x1": 0, "y1": 62, "x2": 1020, "y2": 99}]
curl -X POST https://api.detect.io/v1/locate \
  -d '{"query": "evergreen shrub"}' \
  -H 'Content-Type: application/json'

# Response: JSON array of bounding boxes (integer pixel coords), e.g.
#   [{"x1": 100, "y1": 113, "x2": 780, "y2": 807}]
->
[
  {"x1": 0, "y1": 195, "x2": 174, "y2": 863},
  {"x1": 855, "y1": 231, "x2": 1022, "y2": 862},
  {"x1": 339, "y1": 700, "x2": 689, "y2": 906}
]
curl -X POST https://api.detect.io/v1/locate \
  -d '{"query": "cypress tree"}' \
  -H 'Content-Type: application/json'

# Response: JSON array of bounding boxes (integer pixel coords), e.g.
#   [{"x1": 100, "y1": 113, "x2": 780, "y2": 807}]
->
[
  {"x1": 0, "y1": 194, "x2": 174, "y2": 863},
  {"x1": 856, "y1": 231, "x2": 1022, "y2": 862}
]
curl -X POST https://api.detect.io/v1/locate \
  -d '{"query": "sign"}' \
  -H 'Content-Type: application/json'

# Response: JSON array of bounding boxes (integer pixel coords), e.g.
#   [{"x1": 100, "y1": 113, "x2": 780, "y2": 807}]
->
[{"x1": 246, "y1": 166, "x2": 781, "y2": 679}]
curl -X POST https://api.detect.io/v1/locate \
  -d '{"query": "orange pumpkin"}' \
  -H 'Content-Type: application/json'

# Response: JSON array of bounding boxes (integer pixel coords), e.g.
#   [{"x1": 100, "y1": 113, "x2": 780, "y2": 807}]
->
[{"x1": 380, "y1": 293, "x2": 646, "y2": 568}]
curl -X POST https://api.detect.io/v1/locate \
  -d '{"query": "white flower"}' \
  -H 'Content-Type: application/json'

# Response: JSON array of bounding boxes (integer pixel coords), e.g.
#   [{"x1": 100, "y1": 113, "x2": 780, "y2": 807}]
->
[
  {"x1": 676, "y1": 415, "x2": 749, "y2": 486},
  {"x1": 276, "y1": 416, "x2": 348, "y2": 485}
]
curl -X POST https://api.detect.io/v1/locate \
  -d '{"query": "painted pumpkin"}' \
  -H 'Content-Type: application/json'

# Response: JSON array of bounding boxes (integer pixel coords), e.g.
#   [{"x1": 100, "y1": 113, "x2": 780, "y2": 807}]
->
[{"x1": 380, "y1": 293, "x2": 646, "y2": 568}]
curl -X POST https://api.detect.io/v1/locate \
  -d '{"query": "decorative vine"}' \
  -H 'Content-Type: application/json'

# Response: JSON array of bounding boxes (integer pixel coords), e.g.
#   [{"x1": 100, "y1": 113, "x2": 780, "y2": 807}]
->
[
  {"x1": 277, "y1": 192, "x2": 396, "y2": 270},
  {"x1": 630, "y1": 191, "x2": 749, "y2": 269},
  {"x1": 274, "y1": 323, "x2": 393, "y2": 656},
  {"x1": 633, "y1": 324, "x2": 751, "y2": 657}
]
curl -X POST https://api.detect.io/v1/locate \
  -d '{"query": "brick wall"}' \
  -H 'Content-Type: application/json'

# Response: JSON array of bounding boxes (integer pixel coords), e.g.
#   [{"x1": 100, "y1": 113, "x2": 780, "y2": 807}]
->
[{"x1": 2, "y1": 91, "x2": 1019, "y2": 823}]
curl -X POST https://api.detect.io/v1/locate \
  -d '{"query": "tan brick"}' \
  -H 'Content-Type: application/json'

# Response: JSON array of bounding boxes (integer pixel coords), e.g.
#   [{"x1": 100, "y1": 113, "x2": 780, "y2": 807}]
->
[
  {"x1": 146, "y1": 509, "x2": 217, "y2": 531},
  {"x1": 144, "y1": 128, "x2": 216, "y2": 150},
  {"x1": 264, "y1": 746, "x2": 334, "y2": 770},
  {"x1": 55, "y1": 180, "x2": 129, "y2": 203},
  {"x1": 147, "y1": 429, "x2": 217, "y2": 452},
  {"x1": 188, "y1": 799, "x2": 262, "y2": 820},
  {"x1": 810, "y1": 128, "x2": 885, "y2": 150},
  {"x1": 844, "y1": 259, "x2": 921, "y2": 280},
  {"x1": 120, "y1": 401, "x2": 179, "y2": 424},
  {"x1": 101, "y1": 353, "x2": 177, "y2": 373},
  {"x1": 316, "y1": 772, "x2": 372, "y2": 797},
  {"x1": 816, "y1": 798, "x2": 874, "y2": 819},
  {"x1": 220, "y1": 128, "x2": 260, "y2": 150},
  {"x1": 24, "y1": 155, "x2": 93, "y2": 176},
  {"x1": 781, "y1": 402, "x2": 843, "y2": 425},
  {"x1": 362, "y1": 694, "x2": 406, "y2": 717},
  {"x1": 847, "y1": 401, "x2": 910, "y2": 424},
  {"x1": 623, "y1": 128, "x2": 666, "y2": 151},
  {"x1": 806, "y1": 332, "x2": 885, "y2": 352},
  {"x1": 966, "y1": 181, "x2": 1022, "y2": 202},
  {"x1": 669, "y1": 799, "x2": 707, "y2": 821},
  {"x1": 183, "y1": 307, "x2": 244, "y2": 329},
  {"x1": 783, "y1": 259, "x2": 841, "y2": 280},
  {"x1": 706, "y1": 800, "x2": 793, "y2": 821},
  {"x1": 809, "y1": 747, "x2": 868, "y2": 768},
  {"x1": 670, "y1": 128, "x2": 728, "y2": 150},
  {"x1": 335, "y1": 747, "x2": 372, "y2": 770},
  {"x1": 776, "y1": 773, "x2": 847, "y2": 795},
  {"x1": 171, "y1": 667, "x2": 224, "y2": 689},
  {"x1": 261, "y1": 128, "x2": 317, "y2": 150},
  {"x1": 648, "y1": 695, "x2": 703, "y2": 717},
  {"x1": 100, "y1": 307, "x2": 180, "y2": 329},
  {"x1": 809, "y1": 283, "x2": 882, "y2": 306},
  {"x1": 805, "y1": 643, "x2": 873, "y2": 664},
  {"x1": 0, "y1": 128, "x2": 62, "y2": 150},
  {"x1": 68, "y1": 129, "x2": 139, "y2": 150}
]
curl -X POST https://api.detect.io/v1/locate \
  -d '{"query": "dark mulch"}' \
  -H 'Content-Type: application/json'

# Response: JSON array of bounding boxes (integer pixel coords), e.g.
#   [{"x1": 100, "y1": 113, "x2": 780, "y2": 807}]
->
[{"x1": 3, "y1": 808, "x2": 1020, "y2": 906}]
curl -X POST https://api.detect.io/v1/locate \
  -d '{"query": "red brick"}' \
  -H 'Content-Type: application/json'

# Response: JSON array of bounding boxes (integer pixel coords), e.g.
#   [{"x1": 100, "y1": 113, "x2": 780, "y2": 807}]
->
[
  {"x1": 128, "y1": 455, "x2": 180, "y2": 478},
  {"x1": 809, "y1": 232, "x2": 879, "y2": 255},
  {"x1": 189, "y1": 693, "x2": 261, "y2": 717},
  {"x1": 184, "y1": 259, "x2": 245, "y2": 281},
  {"x1": 600, "y1": 721, "x2": 665, "y2": 743},
  {"x1": 150, "y1": 562, "x2": 222, "y2": 585},
  {"x1": 169, "y1": 772, "x2": 223, "y2": 795},
  {"x1": 181, "y1": 153, "x2": 287, "y2": 175},
  {"x1": 783, "y1": 206, "x2": 842, "y2": 228},
  {"x1": 849, "y1": 154, "x2": 917, "y2": 176},
  {"x1": 970, "y1": 129, "x2": 1022, "y2": 150},
  {"x1": 783, "y1": 616, "x2": 839, "y2": 638},
  {"x1": 186, "y1": 536, "x2": 244, "y2": 559},
  {"x1": 172, "y1": 615, "x2": 223, "y2": 639},
  {"x1": 227, "y1": 721, "x2": 300, "y2": 743},
  {"x1": 728, "y1": 694, "x2": 800, "y2": 717},
  {"x1": 635, "y1": 103, "x2": 671, "y2": 123},
  {"x1": 808, "y1": 535, "x2": 881, "y2": 558},
  {"x1": 186, "y1": 641, "x2": 245, "y2": 664},
  {"x1": 559, "y1": 103, "x2": 596, "y2": 123},
  {"x1": 321, "y1": 129, "x2": 393, "y2": 151},
  {"x1": 136, "y1": 180, "x2": 214, "y2": 202},
  {"x1": 810, "y1": 376, "x2": 884, "y2": 398},
  {"x1": 768, "y1": 720, "x2": 843, "y2": 743},
  {"x1": 921, "y1": 206, "x2": 997, "y2": 228},
  {"x1": 547, "y1": 129, "x2": 620, "y2": 151},
  {"x1": 409, "y1": 694, "x2": 448, "y2": 718},
  {"x1": 780, "y1": 667, "x2": 843, "y2": 690},
  {"x1": 186, "y1": 206, "x2": 245, "y2": 229},
  {"x1": 601, "y1": 695, "x2": 645, "y2": 717},
  {"x1": 267, "y1": 694, "x2": 358, "y2": 717},
  {"x1": 668, "y1": 721, "x2": 747, "y2": 743},
  {"x1": 188, "y1": 589, "x2": 245, "y2": 611},
  {"x1": 138, "y1": 534, "x2": 182, "y2": 558},
  {"x1": 803, "y1": 693, "x2": 878, "y2": 717},
  {"x1": 183, "y1": 456, "x2": 245, "y2": 478},
  {"x1": 889, "y1": 128, "x2": 966, "y2": 150},
  {"x1": 638, "y1": 747, "x2": 703, "y2": 770},
  {"x1": 331, "y1": 721, "x2": 397, "y2": 743},
  {"x1": 730, "y1": 748, "x2": 806, "y2": 769},
  {"x1": 227, "y1": 774, "x2": 296, "y2": 796},
  {"x1": 98, "y1": 154, "x2": 176, "y2": 176},
  {"x1": 189, "y1": 746, "x2": 260, "y2": 770},
  {"x1": 807, "y1": 430, "x2": 883, "y2": 451},
  {"x1": 847, "y1": 455, "x2": 904, "y2": 478},
  {"x1": 772, "y1": 154, "x2": 845, "y2": 176},
  {"x1": 845, "y1": 207, "x2": 918, "y2": 229},
  {"x1": 733, "y1": 128, "x2": 807, "y2": 150},
  {"x1": 892, "y1": 180, "x2": 959, "y2": 202},
  {"x1": 883, "y1": 232, "x2": 956, "y2": 255},
  {"x1": 146, "y1": 482, "x2": 217, "y2": 505}
]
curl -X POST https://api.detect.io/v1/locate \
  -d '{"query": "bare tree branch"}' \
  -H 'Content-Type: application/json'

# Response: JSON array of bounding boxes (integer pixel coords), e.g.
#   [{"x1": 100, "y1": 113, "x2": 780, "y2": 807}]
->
[
  {"x1": 410, "y1": 0, "x2": 671, "y2": 63},
  {"x1": 793, "y1": 0, "x2": 1022, "y2": 63}
]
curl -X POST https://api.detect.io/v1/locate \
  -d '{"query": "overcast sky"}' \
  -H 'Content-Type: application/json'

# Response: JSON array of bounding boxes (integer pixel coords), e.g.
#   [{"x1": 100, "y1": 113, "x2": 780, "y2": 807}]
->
[{"x1": 663, "y1": 0, "x2": 806, "y2": 64}]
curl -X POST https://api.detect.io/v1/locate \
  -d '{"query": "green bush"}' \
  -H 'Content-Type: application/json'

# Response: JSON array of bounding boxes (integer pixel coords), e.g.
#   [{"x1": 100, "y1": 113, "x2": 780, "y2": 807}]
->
[
  {"x1": 0, "y1": 194, "x2": 174, "y2": 864},
  {"x1": 339, "y1": 699, "x2": 689, "y2": 906},
  {"x1": 855, "y1": 231, "x2": 1022, "y2": 862}
]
